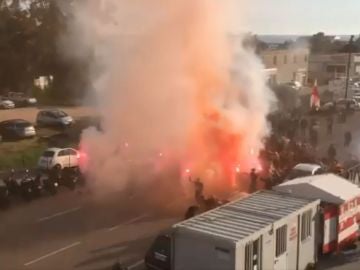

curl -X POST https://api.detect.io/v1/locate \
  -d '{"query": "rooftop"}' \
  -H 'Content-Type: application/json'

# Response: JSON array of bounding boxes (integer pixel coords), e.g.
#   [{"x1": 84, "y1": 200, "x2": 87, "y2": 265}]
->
[
  {"x1": 175, "y1": 190, "x2": 316, "y2": 242},
  {"x1": 276, "y1": 174, "x2": 360, "y2": 204}
]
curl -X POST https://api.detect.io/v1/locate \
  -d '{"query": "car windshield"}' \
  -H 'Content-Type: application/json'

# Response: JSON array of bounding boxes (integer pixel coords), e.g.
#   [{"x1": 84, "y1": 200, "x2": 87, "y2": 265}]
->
[
  {"x1": 147, "y1": 235, "x2": 171, "y2": 266},
  {"x1": 15, "y1": 121, "x2": 31, "y2": 128},
  {"x1": 52, "y1": 111, "x2": 67, "y2": 118},
  {"x1": 42, "y1": 151, "x2": 55, "y2": 157},
  {"x1": 287, "y1": 169, "x2": 313, "y2": 180}
]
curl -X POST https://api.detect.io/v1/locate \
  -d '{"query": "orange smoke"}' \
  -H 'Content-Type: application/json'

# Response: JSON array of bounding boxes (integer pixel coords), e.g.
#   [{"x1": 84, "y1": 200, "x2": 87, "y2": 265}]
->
[{"x1": 69, "y1": 0, "x2": 274, "y2": 195}]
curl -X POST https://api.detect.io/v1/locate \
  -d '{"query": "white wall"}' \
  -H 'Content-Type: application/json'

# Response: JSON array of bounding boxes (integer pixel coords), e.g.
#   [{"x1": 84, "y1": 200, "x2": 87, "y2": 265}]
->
[{"x1": 174, "y1": 229, "x2": 236, "y2": 270}]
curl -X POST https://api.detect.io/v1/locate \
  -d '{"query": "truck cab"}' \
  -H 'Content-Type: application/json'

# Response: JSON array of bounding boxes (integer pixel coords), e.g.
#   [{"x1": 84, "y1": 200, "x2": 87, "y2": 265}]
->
[{"x1": 145, "y1": 231, "x2": 172, "y2": 270}]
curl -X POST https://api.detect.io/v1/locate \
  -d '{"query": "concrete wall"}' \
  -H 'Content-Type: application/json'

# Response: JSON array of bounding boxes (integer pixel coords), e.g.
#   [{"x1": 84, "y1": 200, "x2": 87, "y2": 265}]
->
[{"x1": 260, "y1": 48, "x2": 309, "y2": 84}]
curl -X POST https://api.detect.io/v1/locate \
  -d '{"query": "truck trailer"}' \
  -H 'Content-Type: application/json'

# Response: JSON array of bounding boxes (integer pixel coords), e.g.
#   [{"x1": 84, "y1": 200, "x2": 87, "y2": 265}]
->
[{"x1": 145, "y1": 190, "x2": 320, "y2": 270}]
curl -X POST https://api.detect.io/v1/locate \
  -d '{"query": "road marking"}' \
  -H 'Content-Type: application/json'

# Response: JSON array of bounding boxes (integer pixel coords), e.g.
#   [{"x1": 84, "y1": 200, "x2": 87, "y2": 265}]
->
[
  {"x1": 128, "y1": 259, "x2": 144, "y2": 269},
  {"x1": 107, "y1": 214, "x2": 149, "y2": 232},
  {"x1": 37, "y1": 207, "x2": 82, "y2": 223},
  {"x1": 24, "y1": 242, "x2": 81, "y2": 266}
]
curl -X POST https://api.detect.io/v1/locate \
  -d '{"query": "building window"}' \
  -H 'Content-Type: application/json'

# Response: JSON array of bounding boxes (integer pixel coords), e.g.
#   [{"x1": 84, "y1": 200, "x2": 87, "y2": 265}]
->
[
  {"x1": 284, "y1": 55, "x2": 287, "y2": 64},
  {"x1": 275, "y1": 225, "x2": 287, "y2": 257},
  {"x1": 326, "y1": 65, "x2": 346, "y2": 74},
  {"x1": 245, "y1": 238, "x2": 262, "y2": 270},
  {"x1": 301, "y1": 210, "x2": 312, "y2": 241},
  {"x1": 293, "y1": 55, "x2": 297, "y2": 63},
  {"x1": 273, "y1": 56, "x2": 277, "y2": 66}
]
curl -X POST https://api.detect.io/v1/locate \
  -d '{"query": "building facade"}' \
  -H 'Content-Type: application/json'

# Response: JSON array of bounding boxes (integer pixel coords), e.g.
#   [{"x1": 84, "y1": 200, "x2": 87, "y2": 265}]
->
[
  {"x1": 308, "y1": 53, "x2": 360, "y2": 84},
  {"x1": 260, "y1": 48, "x2": 309, "y2": 85}
]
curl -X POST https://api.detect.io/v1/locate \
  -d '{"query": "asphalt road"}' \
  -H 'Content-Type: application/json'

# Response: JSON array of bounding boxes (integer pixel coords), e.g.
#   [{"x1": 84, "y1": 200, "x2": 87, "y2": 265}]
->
[{"x1": 0, "y1": 186, "x2": 188, "y2": 270}]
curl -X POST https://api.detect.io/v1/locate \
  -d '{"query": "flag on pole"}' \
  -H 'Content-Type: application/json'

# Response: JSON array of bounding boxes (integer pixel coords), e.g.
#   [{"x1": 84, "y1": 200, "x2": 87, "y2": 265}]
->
[{"x1": 310, "y1": 79, "x2": 320, "y2": 109}]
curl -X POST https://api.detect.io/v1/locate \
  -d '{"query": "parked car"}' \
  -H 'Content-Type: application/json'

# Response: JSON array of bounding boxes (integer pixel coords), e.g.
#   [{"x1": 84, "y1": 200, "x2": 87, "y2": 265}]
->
[
  {"x1": 144, "y1": 230, "x2": 172, "y2": 270},
  {"x1": 286, "y1": 163, "x2": 324, "y2": 180},
  {"x1": 335, "y1": 98, "x2": 359, "y2": 111},
  {"x1": 38, "y1": 148, "x2": 80, "y2": 170},
  {"x1": 353, "y1": 96, "x2": 360, "y2": 106},
  {"x1": 36, "y1": 109, "x2": 74, "y2": 127},
  {"x1": 5, "y1": 92, "x2": 37, "y2": 107},
  {"x1": 0, "y1": 119, "x2": 36, "y2": 140},
  {"x1": 284, "y1": 81, "x2": 302, "y2": 90},
  {"x1": 319, "y1": 102, "x2": 336, "y2": 113},
  {"x1": 0, "y1": 97, "x2": 15, "y2": 109}
]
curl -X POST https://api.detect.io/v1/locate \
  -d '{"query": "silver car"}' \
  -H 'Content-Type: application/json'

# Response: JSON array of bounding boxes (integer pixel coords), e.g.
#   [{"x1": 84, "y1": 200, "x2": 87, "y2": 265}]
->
[
  {"x1": 36, "y1": 109, "x2": 74, "y2": 127},
  {"x1": 0, "y1": 98, "x2": 15, "y2": 109}
]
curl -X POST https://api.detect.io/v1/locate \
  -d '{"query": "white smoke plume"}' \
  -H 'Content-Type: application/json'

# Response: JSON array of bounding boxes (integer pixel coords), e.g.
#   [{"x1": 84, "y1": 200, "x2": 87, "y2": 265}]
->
[{"x1": 62, "y1": 0, "x2": 275, "y2": 195}]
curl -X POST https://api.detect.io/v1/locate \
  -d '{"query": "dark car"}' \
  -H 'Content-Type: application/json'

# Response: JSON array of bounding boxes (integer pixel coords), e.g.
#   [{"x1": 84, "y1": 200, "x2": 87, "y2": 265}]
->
[
  {"x1": 0, "y1": 119, "x2": 36, "y2": 140},
  {"x1": 5, "y1": 92, "x2": 37, "y2": 107},
  {"x1": 145, "y1": 231, "x2": 172, "y2": 270},
  {"x1": 36, "y1": 109, "x2": 74, "y2": 128},
  {"x1": 5, "y1": 169, "x2": 42, "y2": 200}
]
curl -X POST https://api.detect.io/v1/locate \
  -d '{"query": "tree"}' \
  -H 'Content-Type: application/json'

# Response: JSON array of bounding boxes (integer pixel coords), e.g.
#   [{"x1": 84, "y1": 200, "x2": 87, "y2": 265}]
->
[{"x1": 0, "y1": 0, "x2": 90, "y2": 101}]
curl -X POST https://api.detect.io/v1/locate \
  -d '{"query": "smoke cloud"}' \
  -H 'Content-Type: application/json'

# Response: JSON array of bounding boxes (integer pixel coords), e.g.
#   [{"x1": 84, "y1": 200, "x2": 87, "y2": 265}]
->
[{"x1": 63, "y1": 0, "x2": 275, "y2": 195}]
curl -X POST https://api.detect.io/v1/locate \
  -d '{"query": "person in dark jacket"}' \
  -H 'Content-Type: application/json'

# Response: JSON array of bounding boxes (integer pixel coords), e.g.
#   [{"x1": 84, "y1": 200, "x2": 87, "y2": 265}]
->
[
  {"x1": 249, "y1": 168, "x2": 258, "y2": 193},
  {"x1": 309, "y1": 129, "x2": 318, "y2": 148},
  {"x1": 327, "y1": 144, "x2": 336, "y2": 161},
  {"x1": 300, "y1": 118, "x2": 308, "y2": 137},
  {"x1": 327, "y1": 115, "x2": 333, "y2": 135},
  {"x1": 190, "y1": 177, "x2": 204, "y2": 205},
  {"x1": 344, "y1": 131, "x2": 352, "y2": 147}
]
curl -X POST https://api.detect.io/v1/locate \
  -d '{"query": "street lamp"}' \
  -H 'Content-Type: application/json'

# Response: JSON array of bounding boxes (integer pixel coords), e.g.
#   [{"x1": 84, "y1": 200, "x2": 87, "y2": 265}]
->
[{"x1": 344, "y1": 35, "x2": 355, "y2": 99}]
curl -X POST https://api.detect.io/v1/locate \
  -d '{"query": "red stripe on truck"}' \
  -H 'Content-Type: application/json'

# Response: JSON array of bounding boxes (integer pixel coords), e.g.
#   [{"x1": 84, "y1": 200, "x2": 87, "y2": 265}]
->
[
  {"x1": 324, "y1": 206, "x2": 338, "y2": 220},
  {"x1": 339, "y1": 216, "x2": 356, "y2": 233}
]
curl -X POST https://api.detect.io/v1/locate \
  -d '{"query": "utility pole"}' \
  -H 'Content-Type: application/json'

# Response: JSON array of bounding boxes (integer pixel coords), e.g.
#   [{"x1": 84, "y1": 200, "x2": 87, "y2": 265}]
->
[{"x1": 344, "y1": 35, "x2": 354, "y2": 99}]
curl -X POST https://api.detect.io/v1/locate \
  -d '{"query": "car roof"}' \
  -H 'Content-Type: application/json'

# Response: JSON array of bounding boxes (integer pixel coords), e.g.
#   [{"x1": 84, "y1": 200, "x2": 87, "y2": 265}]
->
[
  {"x1": 1, "y1": 119, "x2": 30, "y2": 124},
  {"x1": 293, "y1": 163, "x2": 321, "y2": 172},
  {"x1": 44, "y1": 147, "x2": 75, "y2": 152},
  {"x1": 40, "y1": 108, "x2": 63, "y2": 112}
]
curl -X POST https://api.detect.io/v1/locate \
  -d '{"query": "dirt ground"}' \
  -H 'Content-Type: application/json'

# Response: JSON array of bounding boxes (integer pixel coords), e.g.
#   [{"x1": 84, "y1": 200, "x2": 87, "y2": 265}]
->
[{"x1": 0, "y1": 106, "x2": 97, "y2": 123}]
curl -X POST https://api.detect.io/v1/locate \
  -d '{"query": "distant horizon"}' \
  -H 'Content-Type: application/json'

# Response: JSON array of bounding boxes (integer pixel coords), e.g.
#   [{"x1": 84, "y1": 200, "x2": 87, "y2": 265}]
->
[
  {"x1": 254, "y1": 34, "x2": 358, "y2": 44},
  {"x1": 228, "y1": 0, "x2": 360, "y2": 37}
]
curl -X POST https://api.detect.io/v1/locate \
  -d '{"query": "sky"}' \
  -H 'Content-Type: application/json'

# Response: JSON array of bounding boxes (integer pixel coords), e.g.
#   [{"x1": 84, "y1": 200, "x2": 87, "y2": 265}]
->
[{"x1": 229, "y1": 0, "x2": 360, "y2": 35}]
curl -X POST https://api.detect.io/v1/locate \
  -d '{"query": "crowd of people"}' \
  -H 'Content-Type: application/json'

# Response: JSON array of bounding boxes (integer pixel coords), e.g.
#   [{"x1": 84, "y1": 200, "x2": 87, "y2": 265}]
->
[
  {"x1": 183, "y1": 110, "x2": 360, "y2": 220},
  {"x1": 259, "y1": 110, "x2": 357, "y2": 187}
]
